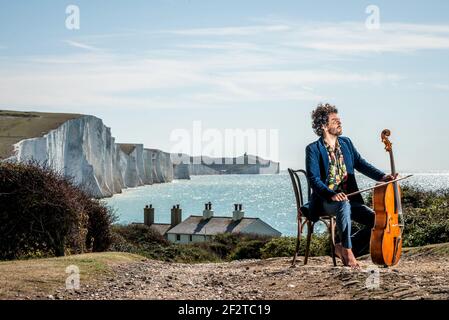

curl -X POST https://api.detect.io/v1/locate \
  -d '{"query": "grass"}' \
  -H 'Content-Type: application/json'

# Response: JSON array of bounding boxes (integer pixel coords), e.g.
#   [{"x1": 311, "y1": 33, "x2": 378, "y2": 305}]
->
[
  {"x1": 402, "y1": 242, "x2": 449, "y2": 257},
  {"x1": 0, "y1": 252, "x2": 144, "y2": 299}
]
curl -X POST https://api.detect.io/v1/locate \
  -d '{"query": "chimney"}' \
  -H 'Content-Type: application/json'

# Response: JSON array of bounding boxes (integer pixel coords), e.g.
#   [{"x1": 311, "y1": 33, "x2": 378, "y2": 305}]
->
[
  {"x1": 171, "y1": 204, "x2": 182, "y2": 227},
  {"x1": 232, "y1": 203, "x2": 244, "y2": 221},
  {"x1": 144, "y1": 204, "x2": 154, "y2": 226},
  {"x1": 203, "y1": 201, "x2": 214, "y2": 220}
]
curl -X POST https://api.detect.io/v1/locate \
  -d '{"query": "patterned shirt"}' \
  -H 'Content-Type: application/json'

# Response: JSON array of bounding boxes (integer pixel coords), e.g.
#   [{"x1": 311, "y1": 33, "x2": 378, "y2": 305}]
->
[{"x1": 324, "y1": 139, "x2": 348, "y2": 193}]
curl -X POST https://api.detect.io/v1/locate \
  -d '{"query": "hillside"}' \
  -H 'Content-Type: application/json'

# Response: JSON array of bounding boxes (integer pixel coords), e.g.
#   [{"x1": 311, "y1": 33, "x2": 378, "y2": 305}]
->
[
  {"x1": 0, "y1": 110, "x2": 82, "y2": 160},
  {"x1": 0, "y1": 110, "x2": 177, "y2": 197},
  {"x1": 0, "y1": 252, "x2": 143, "y2": 299},
  {"x1": 2, "y1": 243, "x2": 449, "y2": 300}
]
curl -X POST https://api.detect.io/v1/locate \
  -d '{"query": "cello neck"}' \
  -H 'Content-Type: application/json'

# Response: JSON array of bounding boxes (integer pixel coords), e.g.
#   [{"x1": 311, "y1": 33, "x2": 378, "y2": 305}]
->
[
  {"x1": 381, "y1": 129, "x2": 402, "y2": 215},
  {"x1": 389, "y1": 150, "x2": 396, "y2": 175},
  {"x1": 389, "y1": 147, "x2": 403, "y2": 215}
]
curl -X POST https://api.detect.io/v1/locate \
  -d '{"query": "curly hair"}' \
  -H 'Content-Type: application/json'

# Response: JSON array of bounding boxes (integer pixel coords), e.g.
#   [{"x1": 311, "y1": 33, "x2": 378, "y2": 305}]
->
[{"x1": 311, "y1": 103, "x2": 338, "y2": 136}]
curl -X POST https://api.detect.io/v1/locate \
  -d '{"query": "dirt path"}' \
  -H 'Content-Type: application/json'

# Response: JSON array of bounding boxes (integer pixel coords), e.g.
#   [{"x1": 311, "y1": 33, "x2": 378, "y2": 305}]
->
[{"x1": 55, "y1": 244, "x2": 449, "y2": 300}]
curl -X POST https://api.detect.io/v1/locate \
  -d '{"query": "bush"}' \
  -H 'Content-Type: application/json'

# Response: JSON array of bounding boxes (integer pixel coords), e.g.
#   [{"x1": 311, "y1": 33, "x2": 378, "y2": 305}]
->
[
  {"x1": 109, "y1": 224, "x2": 219, "y2": 263},
  {"x1": 261, "y1": 237, "x2": 296, "y2": 259},
  {"x1": 261, "y1": 235, "x2": 330, "y2": 259},
  {"x1": 111, "y1": 224, "x2": 168, "y2": 246},
  {"x1": 85, "y1": 199, "x2": 117, "y2": 252},
  {"x1": 0, "y1": 161, "x2": 115, "y2": 260},
  {"x1": 366, "y1": 185, "x2": 449, "y2": 247},
  {"x1": 229, "y1": 239, "x2": 267, "y2": 260},
  {"x1": 109, "y1": 224, "x2": 169, "y2": 258},
  {"x1": 151, "y1": 244, "x2": 220, "y2": 263},
  {"x1": 205, "y1": 233, "x2": 244, "y2": 259}
]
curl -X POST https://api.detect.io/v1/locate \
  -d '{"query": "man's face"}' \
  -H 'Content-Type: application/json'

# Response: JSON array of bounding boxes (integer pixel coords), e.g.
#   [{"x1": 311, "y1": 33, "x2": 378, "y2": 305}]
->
[{"x1": 324, "y1": 113, "x2": 342, "y2": 136}]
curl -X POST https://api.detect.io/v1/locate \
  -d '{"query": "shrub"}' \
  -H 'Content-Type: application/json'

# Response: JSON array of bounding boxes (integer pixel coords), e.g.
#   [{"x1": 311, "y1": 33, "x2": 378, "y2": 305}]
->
[
  {"x1": 366, "y1": 185, "x2": 449, "y2": 247},
  {"x1": 160, "y1": 244, "x2": 220, "y2": 263},
  {"x1": 109, "y1": 224, "x2": 219, "y2": 263},
  {"x1": 261, "y1": 235, "x2": 330, "y2": 259},
  {"x1": 205, "y1": 233, "x2": 245, "y2": 259},
  {"x1": 229, "y1": 239, "x2": 267, "y2": 260},
  {"x1": 0, "y1": 161, "x2": 115, "y2": 260},
  {"x1": 109, "y1": 224, "x2": 169, "y2": 258},
  {"x1": 261, "y1": 237, "x2": 296, "y2": 259},
  {"x1": 111, "y1": 224, "x2": 168, "y2": 246},
  {"x1": 85, "y1": 200, "x2": 117, "y2": 252}
]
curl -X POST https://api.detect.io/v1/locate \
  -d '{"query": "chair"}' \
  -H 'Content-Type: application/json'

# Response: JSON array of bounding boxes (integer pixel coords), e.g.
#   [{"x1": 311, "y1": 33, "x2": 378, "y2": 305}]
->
[{"x1": 288, "y1": 168, "x2": 337, "y2": 267}]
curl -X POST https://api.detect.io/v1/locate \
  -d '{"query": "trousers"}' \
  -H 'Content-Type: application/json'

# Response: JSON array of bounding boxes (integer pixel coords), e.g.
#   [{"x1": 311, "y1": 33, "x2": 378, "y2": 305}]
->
[{"x1": 322, "y1": 200, "x2": 375, "y2": 257}]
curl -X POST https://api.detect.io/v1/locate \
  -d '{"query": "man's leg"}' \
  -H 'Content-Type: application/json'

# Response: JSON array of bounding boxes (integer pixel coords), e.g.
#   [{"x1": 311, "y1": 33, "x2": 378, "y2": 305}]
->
[
  {"x1": 322, "y1": 200, "x2": 361, "y2": 268},
  {"x1": 350, "y1": 201, "x2": 375, "y2": 258},
  {"x1": 322, "y1": 200, "x2": 352, "y2": 249}
]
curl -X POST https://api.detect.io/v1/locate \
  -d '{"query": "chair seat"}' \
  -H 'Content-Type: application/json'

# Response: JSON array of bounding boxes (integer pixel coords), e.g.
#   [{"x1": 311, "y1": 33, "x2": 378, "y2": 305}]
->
[
  {"x1": 300, "y1": 202, "x2": 333, "y2": 220},
  {"x1": 317, "y1": 215, "x2": 334, "y2": 220},
  {"x1": 299, "y1": 204, "x2": 311, "y2": 219}
]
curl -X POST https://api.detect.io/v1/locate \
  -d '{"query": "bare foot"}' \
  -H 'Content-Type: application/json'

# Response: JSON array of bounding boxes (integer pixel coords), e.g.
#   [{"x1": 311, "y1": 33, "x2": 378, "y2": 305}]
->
[
  {"x1": 334, "y1": 243, "x2": 344, "y2": 261},
  {"x1": 341, "y1": 247, "x2": 361, "y2": 270}
]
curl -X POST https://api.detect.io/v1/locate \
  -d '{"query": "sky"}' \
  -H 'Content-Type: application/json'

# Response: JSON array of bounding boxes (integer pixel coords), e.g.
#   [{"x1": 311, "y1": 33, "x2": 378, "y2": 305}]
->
[{"x1": 1, "y1": 0, "x2": 449, "y2": 172}]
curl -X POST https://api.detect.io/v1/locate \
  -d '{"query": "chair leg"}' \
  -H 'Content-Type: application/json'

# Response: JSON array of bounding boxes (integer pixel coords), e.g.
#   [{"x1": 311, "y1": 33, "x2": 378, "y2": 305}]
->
[
  {"x1": 330, "y1": 217, "x2": 337, "y2": 267},
  {"x1": 304, "y1": 221, "x2": 313, "y2": 265},
  {"x1": 291, "y1": 216, "x2": 302, "y2": 267}
]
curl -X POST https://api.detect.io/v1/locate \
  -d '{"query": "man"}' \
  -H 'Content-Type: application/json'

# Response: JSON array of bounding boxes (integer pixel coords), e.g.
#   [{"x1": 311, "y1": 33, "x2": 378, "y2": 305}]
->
[{"x1": 305, "y1": 103, "x2": 396, "y2": 269}]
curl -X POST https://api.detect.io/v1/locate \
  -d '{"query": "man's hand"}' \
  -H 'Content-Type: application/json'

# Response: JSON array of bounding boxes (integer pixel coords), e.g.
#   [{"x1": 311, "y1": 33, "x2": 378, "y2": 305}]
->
[
  {"x1": 331, "y1": 193, "x2": 348, "y2": 202},
  {"x1": 381, "y1": 173, "x2": 399, "y2": 182}
]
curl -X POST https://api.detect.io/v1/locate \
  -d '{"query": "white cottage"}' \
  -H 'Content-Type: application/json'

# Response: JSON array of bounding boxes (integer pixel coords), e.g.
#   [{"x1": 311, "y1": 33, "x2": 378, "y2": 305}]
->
[
  {"x1": 166, "y1": 203, "x2": 281, "y2": 243},
  {"x1": 140, "y1": 203, "x2": 281, "y2": 243}
]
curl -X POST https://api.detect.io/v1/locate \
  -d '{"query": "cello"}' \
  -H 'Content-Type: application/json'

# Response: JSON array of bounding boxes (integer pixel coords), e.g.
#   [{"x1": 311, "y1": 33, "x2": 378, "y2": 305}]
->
[{"x1": 370, "y1": 129, "x2": 404, "y2": 266}]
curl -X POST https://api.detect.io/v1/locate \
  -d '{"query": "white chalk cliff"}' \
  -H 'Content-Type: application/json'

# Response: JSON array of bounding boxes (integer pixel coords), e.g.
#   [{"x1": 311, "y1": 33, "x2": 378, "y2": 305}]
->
[
  {"x1": 8, "y1": 115, "x2": 181, "y2": 198},
  {"x1": 3, "y1": 111, "x2": 279, "y2": 198}
]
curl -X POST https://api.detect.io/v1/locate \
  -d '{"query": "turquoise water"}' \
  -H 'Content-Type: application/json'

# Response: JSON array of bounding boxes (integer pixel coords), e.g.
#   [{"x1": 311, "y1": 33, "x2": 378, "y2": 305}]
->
[{"x1": 102, "y1": 172, "x2": 449, "y2": 236}]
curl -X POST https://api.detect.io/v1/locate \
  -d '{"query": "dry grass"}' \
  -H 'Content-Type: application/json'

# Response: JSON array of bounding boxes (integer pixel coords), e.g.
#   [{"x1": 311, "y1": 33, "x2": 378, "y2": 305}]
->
[
  {"x1": 0, "y1": 252, "x2": 144, "y2": 299},
  {"x1": 0, "y1": 110, "x2": 83, "y2": 159},
  {"x1": 117, "y1": 143, "x2": 137, "y2": 155},
  {"x1": 402, "y1": 242, "x2": 449, "y2": 257}
]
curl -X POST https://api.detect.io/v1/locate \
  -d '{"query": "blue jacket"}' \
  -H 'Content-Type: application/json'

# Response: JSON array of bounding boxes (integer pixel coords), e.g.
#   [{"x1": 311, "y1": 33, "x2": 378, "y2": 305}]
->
[{"x1": 304, "y1": 136, "x2": 385, "y2": 222}]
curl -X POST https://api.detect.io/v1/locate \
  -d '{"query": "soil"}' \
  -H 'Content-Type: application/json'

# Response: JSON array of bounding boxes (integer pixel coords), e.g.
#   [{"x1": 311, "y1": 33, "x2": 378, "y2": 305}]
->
[{"x1": 50, "y1": 244, "x2": 449, "y2": 300}]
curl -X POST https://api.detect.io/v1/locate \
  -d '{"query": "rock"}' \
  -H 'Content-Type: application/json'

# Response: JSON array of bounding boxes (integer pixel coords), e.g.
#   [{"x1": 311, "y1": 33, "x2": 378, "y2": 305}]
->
[
  {"x1": 10, "y1": 115, "x2": 179, "y2": 197},
  {"x1": 342, "y1": 280, "x2": 360, "y2": 287}
]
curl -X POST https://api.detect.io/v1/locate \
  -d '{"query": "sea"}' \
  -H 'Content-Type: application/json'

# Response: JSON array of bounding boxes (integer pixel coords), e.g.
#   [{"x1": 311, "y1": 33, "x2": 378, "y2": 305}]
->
[{"x1": 102, "y1": 171, "x2": 449, "y2": 236}]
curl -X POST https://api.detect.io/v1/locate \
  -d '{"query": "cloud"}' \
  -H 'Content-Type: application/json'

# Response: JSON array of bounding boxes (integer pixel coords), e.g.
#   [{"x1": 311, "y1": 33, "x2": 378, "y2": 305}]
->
[
  {"x1": 434, "y1": 84, "x2": 449, "y2": 91},
  {"x1": 64, "y1": 40, "x2": 100, "y2": 52},
  {"x1": 3, "y1": 19, "x2": 449, "y2": 111},
  {"x1": 159, "y1": 21, "x2": 449, "y2": 54},
  {"x1": 285, "y1": 22, "x2": 449, "y2": 53},
  {"x1": 175, "y1": 42, "x2": 259, "y2": 50},
  {"x1": 163, "y1": 25, "x2": 291, "y2": 36},
  {"x1": 0, "y1": 51, "x2": 401, "y2": 110}
]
